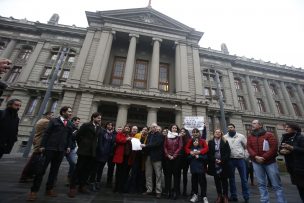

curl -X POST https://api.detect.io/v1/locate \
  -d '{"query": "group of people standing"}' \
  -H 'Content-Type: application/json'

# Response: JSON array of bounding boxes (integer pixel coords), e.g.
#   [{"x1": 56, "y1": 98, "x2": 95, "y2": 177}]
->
[{"x1": 1, "y1": 103, "x2": 301, "y2": 203}]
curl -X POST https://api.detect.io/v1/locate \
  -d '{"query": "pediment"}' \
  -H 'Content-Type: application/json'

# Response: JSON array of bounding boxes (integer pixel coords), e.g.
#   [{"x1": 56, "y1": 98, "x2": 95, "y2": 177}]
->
[{"x1": 95, "y1": 7, "x2": 193, "y2": 32}]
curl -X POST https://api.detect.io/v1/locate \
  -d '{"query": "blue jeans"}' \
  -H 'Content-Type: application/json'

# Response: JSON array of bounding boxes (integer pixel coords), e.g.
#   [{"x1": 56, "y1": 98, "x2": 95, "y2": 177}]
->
[
  {"x1": 229, "y1": 158, "x2": 250, "y2": 200},
  {"x1": 252, "y1": 162, "x2": 287, "y2": 203},
  {"x1": 66, "y1": 147, "x2": 78, "y2": 177}
]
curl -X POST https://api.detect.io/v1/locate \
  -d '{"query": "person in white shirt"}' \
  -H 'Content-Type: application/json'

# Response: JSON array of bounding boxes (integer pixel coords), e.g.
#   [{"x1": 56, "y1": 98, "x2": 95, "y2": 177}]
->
[{"x1": 223, "y1": 123, "x2": 249, "y2": 203}]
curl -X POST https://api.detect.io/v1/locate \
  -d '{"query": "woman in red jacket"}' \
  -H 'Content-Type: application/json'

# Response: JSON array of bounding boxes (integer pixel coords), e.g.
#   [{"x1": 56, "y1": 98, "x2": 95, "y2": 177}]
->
[{"x1": 113, "y1": 124, "x2": 132, "y2": 193}]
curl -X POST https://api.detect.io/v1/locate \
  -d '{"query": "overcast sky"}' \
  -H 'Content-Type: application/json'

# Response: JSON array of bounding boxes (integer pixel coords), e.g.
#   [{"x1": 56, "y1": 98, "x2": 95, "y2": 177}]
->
[{"x1": 1, "y1": 0, "x2": 303, "y2": 68}]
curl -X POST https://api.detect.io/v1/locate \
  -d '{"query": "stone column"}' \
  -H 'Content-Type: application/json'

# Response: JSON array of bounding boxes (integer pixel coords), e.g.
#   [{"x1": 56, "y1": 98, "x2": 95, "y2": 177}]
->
[
  {"x1": 175, "y1": 42, "x2": 181, "y2": 93},
  {"x1": 77, "y1": 93, "x2": 94, "y2": 124},
  {"x1": 245, "y1": 75, "x2": 258, "y2": 112},
  {"x1": 1, "y1": 39, "x2": 17, "y2": 59},
  {"x1": 280, "y1": 81, "x2": 296, "y2": 116},
  {"x1": 98, "y1": 31, "x2": 115, "y2": 84},
  {"x1": 116, "y1": 104, "x2": 129, "y2": 128},
  {"x1": 61, "y1": 91, "x2": 77, "y2": 107},
  {"x1": 89, "y1": 30, "x2": 114, "y2": 83},
  {"x1": 90, "y1": 101, "x2": 99, "y2": 116},
  {"x1": 192, "y1": 46, "x2": 204, "y2": 99},
  {"x1": 179, "y1": 43, "x2": 189, "y2": 94},
  {"x1": 147, "y1": 107, "x2": 158, "y2": 126},
  {"x1": 263, "y1": 79, "x2": 278, "y2": 116},
  {"x1": 122, "y1": 34, "x2": 139, "y2": 88},
  {"x1": 71, "y1": 30, "x2": 95, "y2": 83},
  {"x1": 175, "y1": 110, "x2": 182, "y2": 127},
  {"x1": 228, "y1": 71, "x2": 240, "y2": 109},
  {"x1": 18, "y1": 41, "x2": 44, "y2": 83},
  {"x1": 297, "y1": 84, "x2": 304, "y2": 116},
  {"x1": 149, "y1": 38, "x2": 162, "y2": 91}
]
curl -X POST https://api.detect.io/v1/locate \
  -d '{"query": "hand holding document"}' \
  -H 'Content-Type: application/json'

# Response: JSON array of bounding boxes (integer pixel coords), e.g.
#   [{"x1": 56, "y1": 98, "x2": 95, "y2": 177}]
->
[{"x1": 131, "y1": 138, "x2": 142, "y2": 151}]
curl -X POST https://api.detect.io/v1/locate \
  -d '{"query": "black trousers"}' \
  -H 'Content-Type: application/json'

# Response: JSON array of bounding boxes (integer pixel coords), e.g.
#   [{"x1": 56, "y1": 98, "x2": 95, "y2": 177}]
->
[
  {"x1": 164, "y1": 158, "x2": 180, "y2": 194},
  {"x1": 114, "y1": 156, "x2": 130, "y2": 193},
  {"x1": 191, "y1": 173, "x2": 207, "y2": 197},
  {"x1": 296, "y1": 185, "x2": 304, "y2": 203},
  {"x1": 31, "y1": 150, "x2": 64, "y2": 192},
  {"x1": 94, "y1": 156, "x2": 115, "y2": 183},
  {"x1": 177, "y1": 155, "x2": 189, "y2": 194},
  {"x1": 214, "y1": 174, "x2": 228, "y2": 196},
  {"x1": 70, "y1": 154, "x2": 95, "y2": 189}
]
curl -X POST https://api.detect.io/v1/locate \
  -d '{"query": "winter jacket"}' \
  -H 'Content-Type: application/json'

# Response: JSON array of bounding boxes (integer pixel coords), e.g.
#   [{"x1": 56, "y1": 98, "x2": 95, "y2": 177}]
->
[
  {"x1": 112, "y1": 132, "x2": 130, "y2": 164},
  {"x1": 207, "y1": 138, "x2": 231, "y2": 177},
  {"x1": 224, "y1": 132, "x2": 247, "y2": 159},
  {"x1": 41, "y1": 117, "x2": 72, "y2": 152},
  {"x1": 164, "y1": 136, "x2": 183, "y2": 159},
  {"x1": 76, "y1": 122, "x2": 101, "y2": 157},
  {"x1": 247, "y1": 129, "x2": 278, "y2": 164},
  {"x1": 145, "y1": 131, "x2": 164, "y2": 162},
  {"x1": 185, "y1": 138, "x2": 208, "y2": 155}
]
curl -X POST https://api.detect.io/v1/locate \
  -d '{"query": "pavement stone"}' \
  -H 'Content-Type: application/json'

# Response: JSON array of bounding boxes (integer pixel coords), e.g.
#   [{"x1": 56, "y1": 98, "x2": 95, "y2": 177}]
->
[{"x1": 0, "y1": 156, "x2": 301, "y2": 203}]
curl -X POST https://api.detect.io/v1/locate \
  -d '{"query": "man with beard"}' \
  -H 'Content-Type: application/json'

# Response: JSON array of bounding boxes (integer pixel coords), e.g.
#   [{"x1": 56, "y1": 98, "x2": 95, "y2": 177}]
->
[
  {"x1": 0, "y1": 99, "x2": 21, "y2": 158},
  {"x1": 224, "y1": 123, "x2": 249, "y2": 203}
]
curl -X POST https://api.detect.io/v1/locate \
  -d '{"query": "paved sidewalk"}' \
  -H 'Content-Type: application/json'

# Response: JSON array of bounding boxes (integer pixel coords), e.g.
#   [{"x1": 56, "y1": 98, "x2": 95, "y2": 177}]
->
[{"x1": 0, "y1": 156, "x2": 300, "y2": 203}]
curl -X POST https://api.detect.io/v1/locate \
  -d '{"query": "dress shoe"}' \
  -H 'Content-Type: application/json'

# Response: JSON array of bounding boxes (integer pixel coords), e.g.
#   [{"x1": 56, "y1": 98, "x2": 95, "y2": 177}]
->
[
  {"x1": 78, "y1": 186, "x2": 90, "y2": 194},
  {"x1": 27, "y1": 192, "x2": 37, "y2": 201},
  {"x1": 228, "y1": 197, "x2": 238, "y2": 201},
  {"x1": 223, "y1": 195, "x2": 229, "y2": 203},
  {"x1": 45, "y1": 189, "x2": 57, "y2": 197},
  {"x1": 142, "y1": 191, "x2": 153, "y2": 195},
  {"x1": 215, "y1": 195, "x2": 222, "y2": 203},
  {"x1": 156, "y1": 193, "x2": 161, "y2": 199},
  {"x1": 68, "y1": 188, "x2": 77, "y2": 198}
]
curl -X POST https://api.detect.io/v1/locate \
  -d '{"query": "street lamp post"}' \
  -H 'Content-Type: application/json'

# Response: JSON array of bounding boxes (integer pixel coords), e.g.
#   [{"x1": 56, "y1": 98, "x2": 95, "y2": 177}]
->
[
  {"x1": 215, "y1": 71, "x2": 227, "y2": 134},
  {"x1": 23, "y1": 47, "x2": 69, "y2": 158}
]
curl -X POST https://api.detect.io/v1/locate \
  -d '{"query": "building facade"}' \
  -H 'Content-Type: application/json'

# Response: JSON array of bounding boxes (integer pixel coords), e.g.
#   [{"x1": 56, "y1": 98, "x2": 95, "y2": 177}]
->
[{"x1": 0, "y1": 7, "x2": 303, "y2": 153}]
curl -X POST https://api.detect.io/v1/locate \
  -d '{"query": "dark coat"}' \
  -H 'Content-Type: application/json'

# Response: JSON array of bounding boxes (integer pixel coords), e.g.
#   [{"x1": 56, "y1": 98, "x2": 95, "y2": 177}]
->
[
  {"x1": 0, "y1": 108, "x2": 19, "y2": 154},
  {"x1": 41, "y1": 117, "x2": 72, "y2": 152},
  {"x1": 280, "y1": 132, "x2": 304, "y2": 186},
  {"x1": 207, "y1": 138, "x2": 231, "y2": 177},
  {"x1": 188, "y1": 146, "x2": 206, "y2": 174},
  {"x1": 96, "y1": 129, "x2": 116, "y2": 162},
  {"x1": 145, "y1": 131, "x2": 164, "y2": 162},
  {"x1": 76, "y1": 122, "x2": 101, "y2": 157},
  {"x1": 70, "y1": 123, "x2": 79, "y2": 150}
]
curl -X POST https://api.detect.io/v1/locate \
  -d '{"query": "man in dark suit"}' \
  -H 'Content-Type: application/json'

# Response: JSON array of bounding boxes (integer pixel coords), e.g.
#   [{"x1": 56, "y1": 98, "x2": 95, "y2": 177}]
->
[
  {"x1": 68, "y1": 112, "x2": 102, "y2": 198},
  {"x1": 0, "y1": 98, "x2": 21, "y2": 158},
  {"x1": 27, "y1": 106, "x2": 73, "y2": 201}
]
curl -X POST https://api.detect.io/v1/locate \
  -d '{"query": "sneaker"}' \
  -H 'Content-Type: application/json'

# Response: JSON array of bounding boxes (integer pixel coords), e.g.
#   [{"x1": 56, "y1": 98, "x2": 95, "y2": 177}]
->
[
  {"x1": 190, "y1": 194, "x2": 198, "y2": 203},
  {"x1": 202, "y1": 197, "x2": 209, "y2": 203}
]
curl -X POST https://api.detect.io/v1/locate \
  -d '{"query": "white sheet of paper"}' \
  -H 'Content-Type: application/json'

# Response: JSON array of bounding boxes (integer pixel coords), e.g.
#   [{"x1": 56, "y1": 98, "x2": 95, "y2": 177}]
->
[
  {"x1": 131, "y1": 138, "x2": 142, "y2": 151},
  {"x1": 263, "y1": 140, "x2": 270, "y2": 151}
]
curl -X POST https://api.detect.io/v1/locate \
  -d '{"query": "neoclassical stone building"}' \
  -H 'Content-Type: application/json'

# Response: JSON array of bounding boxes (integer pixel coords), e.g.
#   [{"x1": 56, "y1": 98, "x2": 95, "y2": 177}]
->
[{"x1": 0, "y1": 6, "x2": 303, "y2": 153}]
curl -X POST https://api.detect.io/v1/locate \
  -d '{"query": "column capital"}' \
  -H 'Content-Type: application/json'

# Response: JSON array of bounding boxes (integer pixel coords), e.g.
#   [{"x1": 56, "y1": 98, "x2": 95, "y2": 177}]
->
[
  {"x1": 117, "y1": 103, "x2": 130, "y2": 108},
  {"x1": 129, "y1": 33, "x2": 139, "y2": 38},
  {"x1": 152, "y1": 37, "x2": 162, "y2": 43}
]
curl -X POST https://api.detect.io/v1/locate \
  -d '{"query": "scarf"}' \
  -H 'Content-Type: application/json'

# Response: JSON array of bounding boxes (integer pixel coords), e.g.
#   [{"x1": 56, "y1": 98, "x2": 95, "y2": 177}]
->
[
  {"x1": 167, "y1": 131, "x2": 179, "y2": 139},
  {"x1": 251, "y1": 128, "x2": 266, "y2": 137}
]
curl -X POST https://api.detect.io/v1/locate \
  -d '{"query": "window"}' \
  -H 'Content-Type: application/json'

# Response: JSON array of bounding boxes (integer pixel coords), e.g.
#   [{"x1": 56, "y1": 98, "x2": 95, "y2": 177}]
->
[
  {"x1": 293, "y1": 103, "x2": 302, "y2": 116},
  {"x1": 111, "y1": 57, "x2": 126, "y2": 86},
  {"x1": 266, "y1": 126, "x2": 277, "y2": 138},
  {"x1": 211, "y1": 89, "x2": 217, "y2": 96},
  {"x1": 204, "y1": 88, "x2": 210, "y2": 96},
  {"x1": 238, "y1": 96, "x2": 247, "y2": 110},
  {"x1": 25, "y1": 97, "x2": 39, "y2": 115},
  {"x1": 0, "y1": 41, "x2": 6, "y2": 55},
  {"x1": 257, "y1": 98, "x2": 266, "y2": 112},
  {"x1": 133, "y1": 60, "x2": 148, "y2": 89},
  {"x1": 245, "y1": 124, "x2": 252, "y2": 136},
  {"x1": 252, "y1": 81, "x2": 260, "y2": 92},
  {"x1": 17, "y1": 45, "x2": 32, "y2": 61},
  {"x1": 159, "y1": 63, "x2": 169, "y2": 92},
  {"x1": 286, "y1": 86, "x2": 294, "y2": 98},
  {"x1": 46, "y1": 99, "x2": 58, "y2": 113},
  {"x1": 234, "y1": 78, "x2": 242, "y2": 90},
  {"x1": 59, "y1": 69, "x2": 70, "y2": 82},
  {"x1": 275, "y1": 101, "x2": 284, "y2": 114},
  {"x1": 202, "y1": 69, "x2": 222, "y2": 82},
  {"x1": 6, "y1": 66, "x2": 22, "y2": 83},
  {"x1": 269, "y1": 84, "x2": 278, "y2": 95}
]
